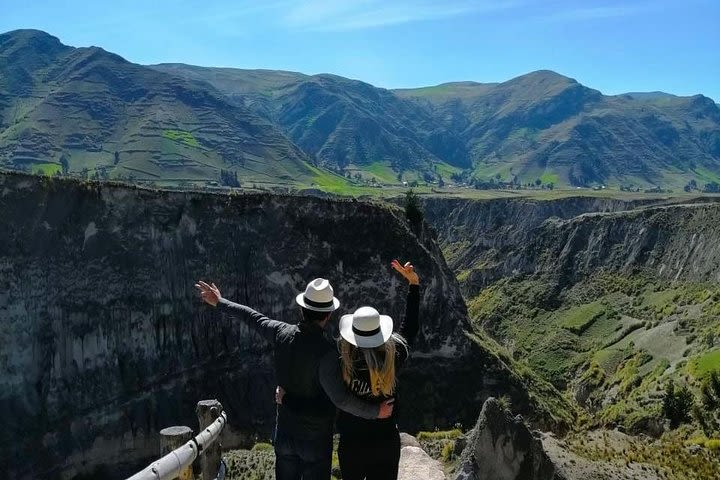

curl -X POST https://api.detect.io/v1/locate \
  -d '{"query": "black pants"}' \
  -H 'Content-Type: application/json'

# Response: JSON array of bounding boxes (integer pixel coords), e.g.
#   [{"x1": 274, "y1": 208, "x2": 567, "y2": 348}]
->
[
  {"x1": 338, "y1": 431, "x2": 401, "y2": 480},
  {"x1": 274, "y1": 430, "x2": 333, "y2": 480}
]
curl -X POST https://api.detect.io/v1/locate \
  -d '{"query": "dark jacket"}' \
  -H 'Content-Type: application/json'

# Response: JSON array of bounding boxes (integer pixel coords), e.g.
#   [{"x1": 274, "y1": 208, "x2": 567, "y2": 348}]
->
[
  {"x1": 283, "y1": 284, "x2": 420, "y2": 439},
  {"x1": 335, "y1": 284, "x2": 420, "y2": 439},
  {"x1": 216, "y1": 299, "x2": 379, "y2": 439}
]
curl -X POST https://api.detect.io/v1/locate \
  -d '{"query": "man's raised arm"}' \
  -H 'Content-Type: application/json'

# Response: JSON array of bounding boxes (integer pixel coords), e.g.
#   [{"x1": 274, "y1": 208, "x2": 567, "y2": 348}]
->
[{"x1": 195, "y1": 280, "x2": 285, "y2": 344}]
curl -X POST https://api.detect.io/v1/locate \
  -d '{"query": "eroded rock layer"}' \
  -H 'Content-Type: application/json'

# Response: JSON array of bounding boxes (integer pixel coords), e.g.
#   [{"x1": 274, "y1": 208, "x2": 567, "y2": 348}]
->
[{"x1": 422, "y1": 196, "x2": 720, "y2": 294}]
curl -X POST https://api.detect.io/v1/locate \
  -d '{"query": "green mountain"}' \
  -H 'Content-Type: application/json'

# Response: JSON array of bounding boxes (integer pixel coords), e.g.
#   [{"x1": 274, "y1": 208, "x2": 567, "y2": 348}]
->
[
  {"x1": 0, "y1": 29, "x2": 323, "y2": 187},
  {"x1": 153, "y1": 66, "x2": 720, "y2": 189},
  {"x1": 151, "y1": 64, "x2": 465, "y2": 179},
  {"x1": 396, "y1": 71, "x2": 720, "y2": 188},
  {"x1": 2, "y1": 29, "x2": 720, "y2": 190}
]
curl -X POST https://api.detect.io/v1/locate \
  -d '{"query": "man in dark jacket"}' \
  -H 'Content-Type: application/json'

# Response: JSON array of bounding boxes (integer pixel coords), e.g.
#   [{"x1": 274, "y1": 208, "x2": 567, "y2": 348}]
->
[{"x1": 195, "y1": 278, "x2": 393, "y2": 480}]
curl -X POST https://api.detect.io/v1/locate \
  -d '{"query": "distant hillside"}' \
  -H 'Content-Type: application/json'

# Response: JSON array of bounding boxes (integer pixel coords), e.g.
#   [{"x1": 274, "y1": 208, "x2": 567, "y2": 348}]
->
[
  {"x1": 2, "y1": 29, "x2": 720, "y2": 189},
  {"x1": 154, "y1": 65, "x2": 720, "y2": 189},
  {"x1": 0, "y1": 30, "x2": 323, "y2": 187},
  {"x1": 396, "y1": 71, "x2": 720, "y2": 188},
  {"x1": 151, "y1": 64, "x2": 466, "y2": 177}
]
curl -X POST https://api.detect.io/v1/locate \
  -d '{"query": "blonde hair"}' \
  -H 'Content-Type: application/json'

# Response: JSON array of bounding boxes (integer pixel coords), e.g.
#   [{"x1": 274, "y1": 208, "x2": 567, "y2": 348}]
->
[{"x1": 340, "y1": 333, "x2": 408, "y2": 397}]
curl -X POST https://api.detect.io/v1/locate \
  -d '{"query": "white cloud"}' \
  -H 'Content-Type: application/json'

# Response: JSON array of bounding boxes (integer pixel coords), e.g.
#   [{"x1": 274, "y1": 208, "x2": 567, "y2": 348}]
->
[
  {"x1": 543, "y1": 4, "x2": 648, "y2": 21},
  {"x1": 282, "y1": 0, "x2": 524, "y2": 31}
]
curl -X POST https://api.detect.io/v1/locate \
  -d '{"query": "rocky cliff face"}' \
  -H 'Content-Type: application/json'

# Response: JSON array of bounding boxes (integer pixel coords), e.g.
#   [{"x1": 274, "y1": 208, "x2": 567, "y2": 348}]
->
[
  {"x1": 455, "y1": 398, "x2": 562, "y2": 480},
  {"x1": 422, "y1": 196, "x2": 720, "y2": 294},
  {"x1": 0, "y1": 173, "x2": 539, "y2": 479},
  {"x1": 521, "y1": 203, "x2": 720, "y2": 285}
]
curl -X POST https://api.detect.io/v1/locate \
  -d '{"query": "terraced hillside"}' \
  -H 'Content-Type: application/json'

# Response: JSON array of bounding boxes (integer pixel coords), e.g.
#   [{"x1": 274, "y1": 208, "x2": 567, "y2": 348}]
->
[
  {"x1": 397, "y1": 73, "x2": 720, "y2": 189},
  {"x1": 152, "y1": 64, "x2": 464, "y2": 178},
  {"x1": 0, "y1": 29, "x2": 328, "y2": 188},
  {"x1": 157, "y1": 65, "x2": 720, "y2": 189}
]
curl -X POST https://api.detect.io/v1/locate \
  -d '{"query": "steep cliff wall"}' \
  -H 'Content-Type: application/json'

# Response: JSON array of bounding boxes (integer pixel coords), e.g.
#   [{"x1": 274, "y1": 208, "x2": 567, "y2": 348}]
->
[
  {"x1": 519, "y1": 203, "x2": 720, "y2": 284},
  {"x1": 0, "y1": 173, "x2": 540, "y2": 479},
  {"x1": 422, "y1": 196, "x2": 720, "y2": 293}
]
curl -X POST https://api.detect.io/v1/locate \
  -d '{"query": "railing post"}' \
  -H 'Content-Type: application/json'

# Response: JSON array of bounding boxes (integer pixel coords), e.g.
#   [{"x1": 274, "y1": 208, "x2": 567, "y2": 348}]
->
[
  {"x1": 159, "y1": 426, "x2": 194, "y2": 480},
  {"x1": 196, "y1": 399, "x2": 223, "y2": 480}
]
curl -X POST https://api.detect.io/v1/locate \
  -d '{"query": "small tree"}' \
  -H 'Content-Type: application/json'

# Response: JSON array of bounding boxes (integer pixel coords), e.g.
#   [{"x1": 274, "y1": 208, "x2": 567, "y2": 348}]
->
[
  {"x1": 437, "y1": 174, "x2": 445, "y2": 188},
  {"x1": 704, "y1": 181, "x2": 720, "y2": 193},
  {"x1": 701, "y1": 370, "x2": 720, "y2": 411},
  {"x1": 220, "y1": 169, "x2": 240, "y2": 187},
  {"x1": 114, "y1": 151, "x2": 120, "y2": 165},
  {"x1": 663, "y1": 380, "x2": 694, "y2": 428},
  {"x1": 59, "y1": 154, "x2": 69, "y2": 175},
  {"x1": 534, "y1": 178, "x2": 542, "y2": 187},
  {"x1": 404, "y1": 189, "x2": 423, "y2": 232}
]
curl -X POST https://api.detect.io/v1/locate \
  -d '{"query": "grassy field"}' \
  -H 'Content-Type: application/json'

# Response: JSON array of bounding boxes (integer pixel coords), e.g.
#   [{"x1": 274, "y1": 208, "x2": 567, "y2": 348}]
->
[
  {"x1": 690, "y1": 349, "x2": 720, "y2": 379},
  {"x1": 30, "y1": 162, "x2": 61, "y2": 175},
  {"x1": 557, "y1": 301, "x2": 606, "y2": 333},
  {"x1": 162, "y1": 129, "x2": 201, "y2": 148}
]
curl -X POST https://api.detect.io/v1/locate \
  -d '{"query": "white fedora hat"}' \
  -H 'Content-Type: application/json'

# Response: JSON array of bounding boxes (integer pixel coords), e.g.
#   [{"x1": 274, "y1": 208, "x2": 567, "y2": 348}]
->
[
  {"x1": 295, "y1": 278, "x2": 340, "y2": 312},
  {"x1": 339, "y1": 306, "x2": 393, "y2": 348}
]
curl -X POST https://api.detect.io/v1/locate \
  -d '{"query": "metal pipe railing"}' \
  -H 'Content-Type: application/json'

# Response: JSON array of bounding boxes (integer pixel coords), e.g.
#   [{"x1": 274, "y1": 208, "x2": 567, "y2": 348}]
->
[{"x1": 126, "y1": 410, "x2": 227, "y2": 480}]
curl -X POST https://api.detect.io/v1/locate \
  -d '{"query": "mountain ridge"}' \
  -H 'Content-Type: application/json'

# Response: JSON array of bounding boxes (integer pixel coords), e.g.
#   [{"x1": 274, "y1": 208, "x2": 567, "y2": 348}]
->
[{"x1": 2, "y1": 29, "x2": 720, "y2": 189}]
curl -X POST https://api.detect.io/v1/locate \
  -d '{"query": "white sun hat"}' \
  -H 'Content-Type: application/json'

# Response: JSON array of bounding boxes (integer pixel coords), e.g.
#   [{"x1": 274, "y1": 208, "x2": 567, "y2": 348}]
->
[
  {"x1": 295, "y1": 278, "x2": 340, "y2": 312},
  {"x1": 339, "y1": 306, "x2": 394, "y2": 348}
]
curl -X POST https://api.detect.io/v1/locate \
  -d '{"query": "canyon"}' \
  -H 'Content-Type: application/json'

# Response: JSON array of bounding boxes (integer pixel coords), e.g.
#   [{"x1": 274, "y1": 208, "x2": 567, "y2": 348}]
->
[
  {"x1": 0, "y1": 172, "x2": 554, "y2": 479},
  {"x1": 2, "y1": 172, "x2": 720, "y2": 479}
]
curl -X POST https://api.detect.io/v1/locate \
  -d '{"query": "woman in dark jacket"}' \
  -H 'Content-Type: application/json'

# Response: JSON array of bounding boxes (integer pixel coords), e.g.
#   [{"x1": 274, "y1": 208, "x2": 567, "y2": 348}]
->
[{"x1": 334, "y1": 259, "x2": 420, "y2": 480}]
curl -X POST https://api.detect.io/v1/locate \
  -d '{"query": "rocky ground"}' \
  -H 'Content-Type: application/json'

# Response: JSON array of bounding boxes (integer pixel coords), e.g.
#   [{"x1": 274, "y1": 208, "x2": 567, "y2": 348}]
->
[
  {"x1": 540, "y1": 432, "x2": 662, "y2": 480},
  {"x1": 223, "y1": 398, "x2": 720, "y2": 480}
]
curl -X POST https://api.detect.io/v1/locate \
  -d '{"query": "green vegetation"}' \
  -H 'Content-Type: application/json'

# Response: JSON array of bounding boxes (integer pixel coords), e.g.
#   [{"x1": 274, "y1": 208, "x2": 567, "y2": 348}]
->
[
  {"x1": 7, "y1": 31, "x2": 719, "y2": 193},
  {"x1": 663, "y1": 380, "x2": 694, "y2": 428},
  {"x1": 305, "y1": 165, "x2": 357, "y2": 194},
  {"x1": 224, "y1": 446, "x2": 274, "y2": 480},
  {"x1": 557, "y1": 301, "x2": 606, "y2": 334},
  {"x1": 691, "y1": 350, "x2": 720, "y2": 379},
  {"x1": 416, "y1": 429, "x2": 463, "y2": 441},
  {"x1": 540, "y1": 172, "x2": 560, "y2": 185},
  {"x1": 363, "y1": 162, "x2": 401, "y2": 183},
  {"x1": 416, "y1": 429, "x2": 464, "y2": 472},
  {"x1": 250, "y1": 442, "x2": 273, "y2": 452},
  {"x1": 404, "y1": 189, "x2": 423, "y2": 232},
  {"x1": 568, "y1": 430, "x2": 720, "y2": 480},
  {"x1": 30, "y1": 162, "x2": 62, "y2": 176},
  {"x1": 465, "y1": 271, "x2": 720, "y2": 436},
  {"x1": 162, "y1": 129, "x2": 201, "y2": 148},
  {"x1": 467, "y1": 330, "x2": 578, "y2": 429}
]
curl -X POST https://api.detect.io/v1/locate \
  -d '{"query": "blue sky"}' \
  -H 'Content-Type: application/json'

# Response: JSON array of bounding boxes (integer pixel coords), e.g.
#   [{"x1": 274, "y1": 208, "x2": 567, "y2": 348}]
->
[{"x1": 2, "y1": 0, "x2": 718, "y2": 101}]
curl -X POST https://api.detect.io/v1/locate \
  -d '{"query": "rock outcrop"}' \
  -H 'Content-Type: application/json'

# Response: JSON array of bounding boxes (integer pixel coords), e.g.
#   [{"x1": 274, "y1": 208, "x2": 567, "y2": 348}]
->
[
  {"x1": 0, "y1": 173, "x2": 542, "y2": 479},
  {"x1": 455, "y1": 398, "x2": 563, "y2": 480},
  {"x1": 398, "y1": 434, "x2": 446, "y2": 480}
]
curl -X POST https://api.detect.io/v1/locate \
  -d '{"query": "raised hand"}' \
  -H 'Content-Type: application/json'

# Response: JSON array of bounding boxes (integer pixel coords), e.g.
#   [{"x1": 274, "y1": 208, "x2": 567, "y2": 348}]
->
[
  {"x1": 378, "y1": 398, "x2": 395, "y2": 419},
  {"x1": 195, "y1": 280, "x2": 222, "y2": 306},
  {"x1": 391, "y1": 259, "x2": 419, "y2": 285},
  {"x1": 275, "y1": 386, "x2": 285, "y2": 405}
]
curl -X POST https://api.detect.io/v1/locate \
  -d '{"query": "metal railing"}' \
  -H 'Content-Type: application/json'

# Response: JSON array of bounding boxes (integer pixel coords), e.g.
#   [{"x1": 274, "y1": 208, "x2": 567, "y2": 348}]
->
[{"x1": 126, "y1": 400, "x2": 227, "y2": 480}]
